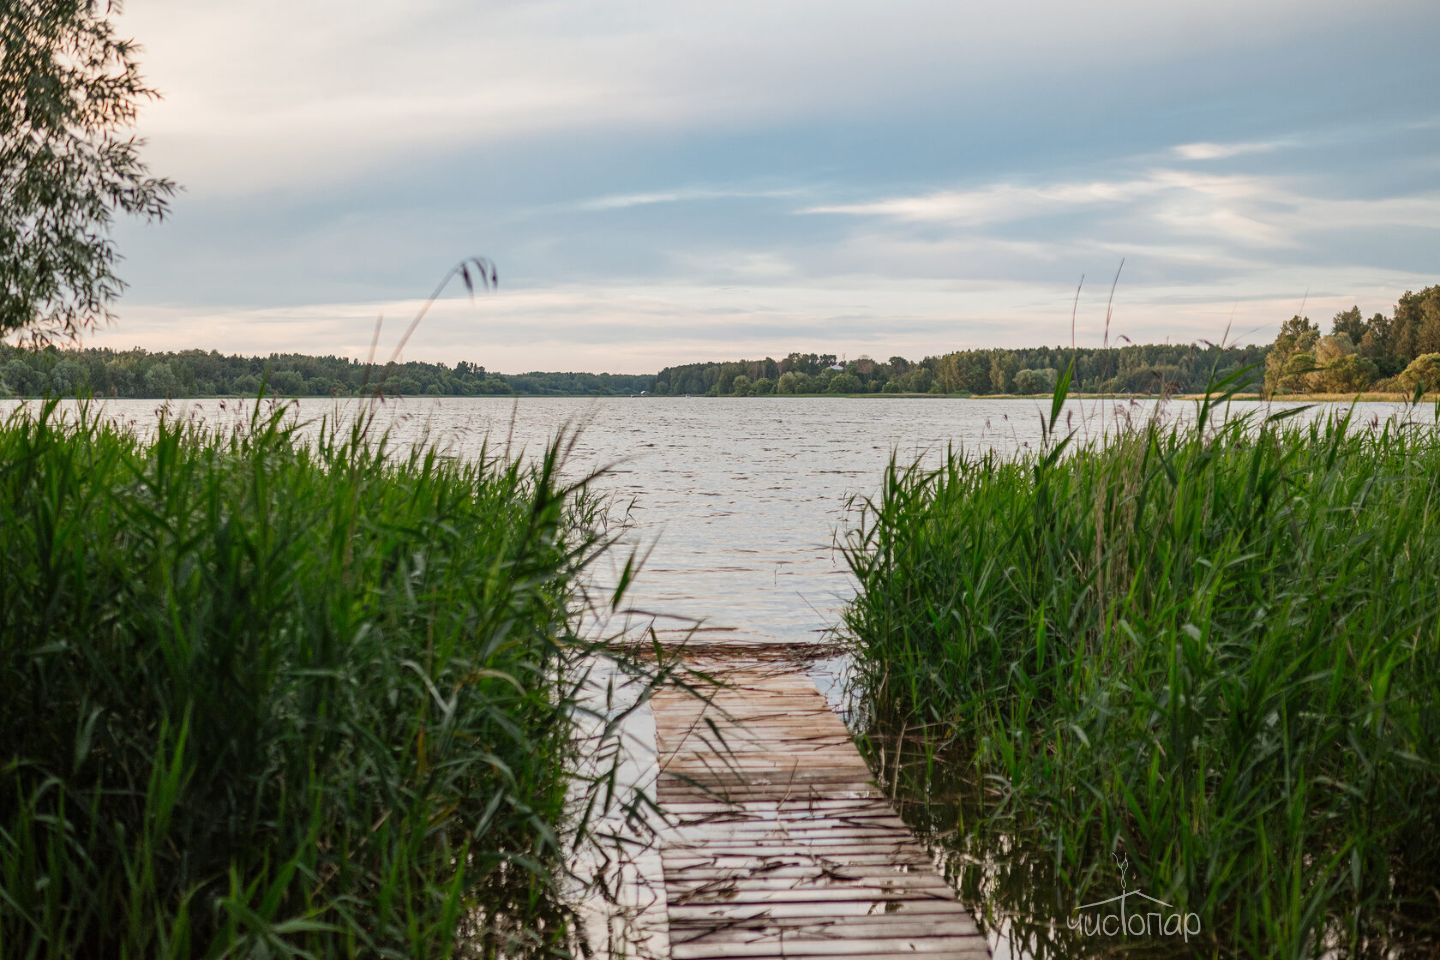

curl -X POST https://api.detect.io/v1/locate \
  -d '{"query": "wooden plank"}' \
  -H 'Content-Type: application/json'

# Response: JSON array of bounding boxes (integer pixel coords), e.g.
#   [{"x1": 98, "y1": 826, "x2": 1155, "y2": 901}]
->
[
  {"x1": 662, "y1": 844, "x2": 932, "y2": 860},
  {"x1": 663, "y1": 866, "x2": 953, "y2": 886},
  {"x1": 667, "y1": 805, "x2": 904, "y2": 820},
  {"x1": 661, "y1": 855, "x2": 938, "y2": 870},
  {"x1": 668, "y1": 916, "x2": 981, "y2": 938},
  {"x1": 662, "y1": 869, "x2": 942, "y2": 886},
  {"x1": 670, "y1": 935, "x2": 986, "y2": 959},
  {"x1": 666, "y1": 804, "x2": 905, "y2": 815},
  {"x1": 668, "y1": 887, "x2": 960, "y2": 907},
  {"x1": 651, "y1": 666, "x2": 989, "y2": 959},
  {"x1": 666, "y1": 899, "x2": 975, "y2": 921},
  {"x1": 667, "y1": 883, "x2": 961, "y2": 905},
  {"x1": 665, "y1": 824, "x2": 913, "y2": 838}
]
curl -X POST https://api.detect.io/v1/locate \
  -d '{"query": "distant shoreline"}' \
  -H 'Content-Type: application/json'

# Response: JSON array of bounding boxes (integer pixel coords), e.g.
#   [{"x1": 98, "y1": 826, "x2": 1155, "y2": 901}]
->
[{"x1": 5, "y1": 391, "x2": 1430, "y2": 402}]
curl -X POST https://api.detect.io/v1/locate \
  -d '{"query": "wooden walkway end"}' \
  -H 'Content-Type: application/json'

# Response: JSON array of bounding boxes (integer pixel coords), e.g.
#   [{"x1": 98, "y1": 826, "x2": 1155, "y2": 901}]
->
[{"x1": 649, "y1": 666, "x2": 990, "y2": 959}]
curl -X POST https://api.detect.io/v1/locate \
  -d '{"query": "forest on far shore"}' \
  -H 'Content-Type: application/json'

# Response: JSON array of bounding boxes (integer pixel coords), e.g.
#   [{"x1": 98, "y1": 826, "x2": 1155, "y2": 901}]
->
[
  {"x1": 0, "y1": 348, "x2": 652, "y2": 398},
  {"x1": 654, "y1": 284, "x2": 1440, "y2": 397},
  {"x1": 1263, "y1": 285, "x2": 1440, "y2": 395},
  {"x1": 2, "y1": 340, "x2": 1265, "y2": 399},
  {"x1": 2, "y1": 284, "x2": 1436, "y2": 399}
]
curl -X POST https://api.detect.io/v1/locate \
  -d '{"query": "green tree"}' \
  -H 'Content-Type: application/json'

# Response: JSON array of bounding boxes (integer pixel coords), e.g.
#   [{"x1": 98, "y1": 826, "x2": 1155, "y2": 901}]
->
[
  {"x1": 828, "y1": 372, "x2": 862, "y2": 394},
  {"x1": 1387, "y1": 287, "x2": 1440, "y2": 371},
  {"x1": 1013, "y1": 367, "x2": 1058, "y2": 394},
  {"x1": 141, "y1": 360, "x2": 178, "y2": 397},
  {"x1": 2, "y1": 358, "x2": 37, "y2": 395},
  {"x1": 1395, "y1": 286, "x2": 1440, "y2": 360},
  {"x1": 935, "y1": 352, "x2": 988, "y2": 393},
  {"x1": 935, "y1": 353, "x2": 962, "y2": 393},
  {"x1": 1331, "y1": 306, "x2": 1366, "y2": 343},
  {"x1": 1357, "y1": 313, "x2": 1398, "y2": 375},
  {"x1": 958, "y1": 352, "x2": 991, "y2": 393},
  {"x1": 730, "y1": 374, "x2": 752, "y2": 396},
  {"x1": 1317, "y1": 354, "x2": 1378, "y2": 393},
  {"x1": 49, "y1": 357, "x2": 85, "y2": 394},
  {"x1": 1397, "y1": 353, "x2": 1440, "y2": 394},
  {"x1": 1283, "y1": 352, "x2": 1318, "y2": 392},
  {"x1": 1, "y1": 1, "x2": 175, "y2": 341},
  {"x1": 989, "y1": 352, "x2": 1019, "y2": 393},
  {"x1": 896, "y1": 368, "x2": 933, "y2": 393},
  {"x1": 1264, "y1": 315, "x2": 1319, "y2": 394},
  {"x1": 1305, "y1": 333, "x2": 1361, "y2": 392},
  {"x1": 270, "y1": 370, "x2": 305, "y2": 395}
]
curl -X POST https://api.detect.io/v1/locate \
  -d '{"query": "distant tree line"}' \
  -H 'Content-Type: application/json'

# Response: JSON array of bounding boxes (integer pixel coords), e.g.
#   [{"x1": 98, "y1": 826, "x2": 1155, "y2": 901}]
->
[
  {"x1": 0, "y1": 345, "x2": 652, "y2": 398},
  {"x1": 8, "y1": 284, "x2": 1436, "y2": 400},
  {"x1": 1, "y1": 341, "x2": 1273, "y2": 400},
  {"x1": 1264, "y1": 285, "x2": 1440, "y2": 395},
  {"x1": 652, "y1": 343, "x2": 1269, "y2": 397}
]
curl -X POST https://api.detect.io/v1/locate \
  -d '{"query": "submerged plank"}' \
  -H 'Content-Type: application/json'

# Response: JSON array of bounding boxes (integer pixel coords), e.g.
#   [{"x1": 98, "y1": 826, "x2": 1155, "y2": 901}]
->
[{"x1": 651, "y1": 665, "x2": 989, "y2": 959}]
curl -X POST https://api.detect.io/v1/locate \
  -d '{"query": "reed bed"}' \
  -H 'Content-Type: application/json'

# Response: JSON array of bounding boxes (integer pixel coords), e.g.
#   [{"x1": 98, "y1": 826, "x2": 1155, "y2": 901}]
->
[
  {"x1": 842, "y1": 383, "x2": 1440, "y2": 958},
  {"x1": 0, "y1": 398, "x2": 656, "y2": 959}
]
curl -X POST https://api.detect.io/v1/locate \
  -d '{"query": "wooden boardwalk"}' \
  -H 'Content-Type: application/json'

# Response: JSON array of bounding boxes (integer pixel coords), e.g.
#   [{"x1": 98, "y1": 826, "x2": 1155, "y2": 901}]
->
[{"x1": 650, "y1": 666, "x2": 990, "y2": 959}]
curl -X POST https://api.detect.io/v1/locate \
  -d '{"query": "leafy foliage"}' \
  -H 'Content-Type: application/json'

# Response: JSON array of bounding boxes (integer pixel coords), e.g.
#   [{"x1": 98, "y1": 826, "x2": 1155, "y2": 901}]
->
[
  {"x1": 842, "y1": 391, "x2": 1440, "y2": 957},
  {"x1": 0, "y1": 400, "x2": 656, "y2": 958},
  {"x1": 1011, "y1": 367, "x2": 1058, "y2": 394},
  {"x1": 0, "y1": 344, "x2": 654, "y2": 397},
  {"x1": 1267, "y1": 285, "x2": 1440, "y2": 394},
  {"x1": 0, "y1": 1, "x2": 175, "y2": 342},
  {"x1": 1398, "y1": 353, "x2": 1440, "y2": 393},
  {"x1": 654, "y1": 344, "x2": 1268, "y2": 397}
]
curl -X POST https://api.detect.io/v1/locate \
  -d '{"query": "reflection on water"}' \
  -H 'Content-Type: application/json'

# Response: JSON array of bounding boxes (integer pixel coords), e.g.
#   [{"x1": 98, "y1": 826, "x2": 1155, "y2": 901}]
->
[
  {"x1": 858, "y1": 730, "x2": 1440, "y2": 959},
  {"x1": 858, "y1": 738, "x2": 1211, "y2": 959}
]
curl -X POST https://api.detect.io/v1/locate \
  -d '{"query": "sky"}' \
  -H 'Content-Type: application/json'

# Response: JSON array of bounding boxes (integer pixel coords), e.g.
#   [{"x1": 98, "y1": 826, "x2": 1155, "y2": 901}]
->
[{"x1": 83, "y1": 0, "x2": 1440, "y2": 374}]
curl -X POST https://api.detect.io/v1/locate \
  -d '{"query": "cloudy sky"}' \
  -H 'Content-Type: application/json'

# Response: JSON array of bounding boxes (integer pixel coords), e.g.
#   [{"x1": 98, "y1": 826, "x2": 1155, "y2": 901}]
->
[{"x1": 92, "y1": 0, "x2": 1440, "y2": 373}]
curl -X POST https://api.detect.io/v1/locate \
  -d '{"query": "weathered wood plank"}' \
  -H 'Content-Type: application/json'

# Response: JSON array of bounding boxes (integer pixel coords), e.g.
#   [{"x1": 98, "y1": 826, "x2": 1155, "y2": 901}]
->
[
  {"x1": 668, "y1": 916, "x2": 982, "y2": 938},
  {"x1": 668, "y1": 903, "x2": 973, "y2": 921},
  {"x1": 670, "y1": 935, "x2": 987, "y2": 959},
  {"x1": 651, "y1": 666, "x2": 989, "y2": 959}
]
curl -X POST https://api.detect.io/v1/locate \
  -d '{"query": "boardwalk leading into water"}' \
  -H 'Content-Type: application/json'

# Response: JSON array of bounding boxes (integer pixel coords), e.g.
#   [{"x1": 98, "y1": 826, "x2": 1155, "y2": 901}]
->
[{"x1": 649, "y1": 666, "x2": 990, "y2": 959}]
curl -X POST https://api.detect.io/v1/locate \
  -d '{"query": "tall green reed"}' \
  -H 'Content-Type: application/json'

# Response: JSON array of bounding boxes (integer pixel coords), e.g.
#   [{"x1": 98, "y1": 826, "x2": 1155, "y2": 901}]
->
[
  {"x1": 842, "y1": 381, "x2": 1440, "y2": 957},
  {"x1": 0, "y1": 397, "x2": 660, "y2": 958}
]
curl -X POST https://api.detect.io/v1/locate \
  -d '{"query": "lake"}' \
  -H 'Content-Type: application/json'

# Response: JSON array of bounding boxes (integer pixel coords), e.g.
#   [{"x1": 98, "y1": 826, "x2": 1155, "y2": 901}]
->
[{"x1": 1, "y1": 394, "x2": 1408, "y2": 652}]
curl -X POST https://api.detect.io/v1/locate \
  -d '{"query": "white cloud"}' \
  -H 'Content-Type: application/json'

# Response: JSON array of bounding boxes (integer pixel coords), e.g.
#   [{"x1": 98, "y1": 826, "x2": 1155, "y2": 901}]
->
[
  {"x1": 114, "y1": 0, "x2": 1392, "y2": 194},
  {"x1": 1171, "y1": 139, "x2": 1287, "y2": 161},
  {"x1": 799, "y1": 166, "x2": 1440, "y2": 253},
  {"x1": 572, "y1": 186, "x2": 805, "y2": 212},
  {"x1": 803, "y1": 179, "x2": 1167, "y2": 225},
  {"x1": 803, "y1": 170, "x2": 1281, "y2": 227}
]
